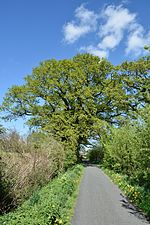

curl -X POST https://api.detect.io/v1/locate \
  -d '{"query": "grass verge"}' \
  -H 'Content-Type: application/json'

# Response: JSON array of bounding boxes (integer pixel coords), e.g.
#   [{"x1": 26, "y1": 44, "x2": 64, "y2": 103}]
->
[
  {"x1": 102, "y1": 167, "x2": 150, "y2": 220},
  {"x1": 0, "y1": 164, "x2": 84, "y2": 225}
]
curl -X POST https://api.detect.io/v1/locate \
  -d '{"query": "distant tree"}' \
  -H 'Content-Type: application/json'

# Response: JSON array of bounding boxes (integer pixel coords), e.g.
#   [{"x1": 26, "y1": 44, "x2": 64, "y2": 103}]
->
[
  {"x1": 88, "y1": 145, "x2": 104, "y2": 163},
  {"x1": 1, "y1": 54, "x2": 149, "y2": 163}
]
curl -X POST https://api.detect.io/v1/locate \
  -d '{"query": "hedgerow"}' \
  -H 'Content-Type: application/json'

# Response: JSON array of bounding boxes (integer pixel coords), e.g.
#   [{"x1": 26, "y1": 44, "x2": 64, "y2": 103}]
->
[
  {"x1": 0, "y1": 164, "x2": 84, "y2": 225},
  {"x1": 101, "y1": 105, "x2": 150, "y2": 188},
  {"x1": 100, "y1": 106, "x2": 150, "y2": 219},
  {"x1": 103, "y1": 168, "x2": 150, "y2": 219}
]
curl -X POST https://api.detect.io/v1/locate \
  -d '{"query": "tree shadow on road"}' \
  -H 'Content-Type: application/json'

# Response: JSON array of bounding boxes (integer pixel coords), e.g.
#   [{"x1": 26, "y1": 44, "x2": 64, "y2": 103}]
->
[{"x1": 120, "y1": 193, "x2": 150, "y2": 224}]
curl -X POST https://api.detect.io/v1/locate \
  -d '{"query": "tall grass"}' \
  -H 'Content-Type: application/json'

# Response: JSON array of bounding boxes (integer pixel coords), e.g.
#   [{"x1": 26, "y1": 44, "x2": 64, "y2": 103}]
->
[{"x1": 0, "y1": 130, "x2": 65, "y2": 214}]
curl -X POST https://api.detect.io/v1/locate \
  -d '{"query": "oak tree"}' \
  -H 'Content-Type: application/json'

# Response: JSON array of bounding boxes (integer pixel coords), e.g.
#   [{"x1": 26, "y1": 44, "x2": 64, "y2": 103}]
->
[{"x1": 1, "y1": 54, "x2": 149, "y2": 164}]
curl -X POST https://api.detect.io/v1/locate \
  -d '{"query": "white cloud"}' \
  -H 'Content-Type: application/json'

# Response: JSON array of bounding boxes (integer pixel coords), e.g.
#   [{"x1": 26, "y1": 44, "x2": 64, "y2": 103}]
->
[
  {"x1": 80, "y1": 45, "x2": 108, "y2": 58},
  {"x1": 80, "y1": 5, "x2": 136, "y2": 58},
  {"x1": 126, "y1": 24, "x2": 150, "y2": 56},
  {"x1": 100, "y1": 5, "x2": 136, "y2": 36},
  {"x1": 98, "y1": 33, "x2": 122, "y2": 50},
  {"x1": 63, "y1": 4, "x2": 150, "y2": 58},
  {"x1": 98, "y1": 5, "x2": 136, "y2": 51},
  {"x1": 63, "y1": 24, "x2": 90, "y2": 44},
  {"x1": 63, "y1": 5, "x2": 98, "y2": 43}
]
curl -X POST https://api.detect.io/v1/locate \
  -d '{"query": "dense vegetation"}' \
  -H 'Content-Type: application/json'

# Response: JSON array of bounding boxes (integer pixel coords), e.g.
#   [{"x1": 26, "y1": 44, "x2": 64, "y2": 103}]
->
[
  {"x1": 102, "y1": 105, "x2": 150, "y2": 187},
  {"x1": 1, "y1": 53, "x2": 149, "y2": 165},
  {"x1": 99, "y1": 104, "x2": 150, "y2": 217},
  {"x1": 0, "y1": 165, "x2": 83, "y2": 225},
  {"x1": 0, "y1": 130, "x2": 65, "y2": 214},
  {"x1": 0, "y1": 51, "x2": 150, "y2": 220}
]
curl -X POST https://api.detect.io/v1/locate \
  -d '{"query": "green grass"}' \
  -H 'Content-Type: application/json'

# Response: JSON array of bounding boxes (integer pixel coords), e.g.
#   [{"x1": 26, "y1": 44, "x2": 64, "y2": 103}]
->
[
  {"x1": 102, "y1": 167, "x2": 150, "y2": 219},
  {"x1": 0, "y1": 165, "x2": 84, "y2": 225}
]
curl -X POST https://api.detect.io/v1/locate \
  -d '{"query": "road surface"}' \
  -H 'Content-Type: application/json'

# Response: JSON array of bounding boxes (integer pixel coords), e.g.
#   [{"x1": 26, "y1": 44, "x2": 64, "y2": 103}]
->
[{"x1": 71, "y1": 166, "x2": 149, "y2": 225}]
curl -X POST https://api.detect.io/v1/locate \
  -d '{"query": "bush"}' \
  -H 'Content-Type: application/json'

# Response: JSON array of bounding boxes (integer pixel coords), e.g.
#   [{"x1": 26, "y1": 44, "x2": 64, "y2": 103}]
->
[
  {"x1": 101, "y1": 106, "x2": 150, "y2": 188},
  {"x1": 0, "y1": 165, "x2": 84, "y2": 225},
  {"x1": 102, "y1": 124, "x2": 140, "y2": 175},
  {"x1": 100, "y1": 106, "x2": 150, "y2": 219},
  {"x1": 0, "y1": 131, "x2": 65, "y2": 214}
]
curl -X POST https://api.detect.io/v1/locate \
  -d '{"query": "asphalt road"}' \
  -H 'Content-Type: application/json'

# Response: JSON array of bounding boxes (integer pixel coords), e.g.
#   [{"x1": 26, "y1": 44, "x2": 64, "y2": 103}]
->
[{"x1": 71, "y1": 166, "x2": 149, "y2": 225}]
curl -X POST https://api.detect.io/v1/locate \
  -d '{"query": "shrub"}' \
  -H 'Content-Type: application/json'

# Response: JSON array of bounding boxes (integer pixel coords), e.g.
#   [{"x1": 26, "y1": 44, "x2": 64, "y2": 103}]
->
[
  {"x1": 102, "y1": 124, "x2": 140, "y2": 175},
  {"x1": 0, "y1": 131, "x2": 65, "y2": 214},
  {"x1": 0, "y1": 165, "x2": 84, "y2": 225},
  {"x1": 101, "y1": 106, "x2": 150, "y2": 188}
]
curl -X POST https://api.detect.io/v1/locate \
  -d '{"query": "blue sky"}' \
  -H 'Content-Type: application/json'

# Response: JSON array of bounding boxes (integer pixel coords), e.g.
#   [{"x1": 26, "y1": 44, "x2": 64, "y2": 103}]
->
[{"x1": 0, "y1": 0, "x2": 150, "y2": 134}]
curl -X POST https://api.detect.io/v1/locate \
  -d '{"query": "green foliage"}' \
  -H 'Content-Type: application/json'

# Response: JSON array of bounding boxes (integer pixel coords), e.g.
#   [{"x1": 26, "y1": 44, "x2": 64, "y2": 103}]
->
[
  {"x1": 103, "y1": 168, "x2": 150, "y2": 218},
  {"x1": 0, "y1": 125, "x2": 5, "y2": 134},
  {"x1": 0, "y1": 165, "x2": 84, "y2": 225},
  {"x1": 144, "y1": 45, "x2": 150, "y2": 59},
  {"x1": 144, "y1": 45, "x2": 150, "y2": 51},
  {"x1": 120, "y1": 56, "x2": 150, "y2": 105},
  {"x1": 87, "y1": 145, "x2": 104, "y2": 163},
  {"x1": 102, "y1": 105, "x2": 150, "y2": 188},
  {"x1": 2, "y1": 53, "x2": 149, "y2": 163},
  {"x1": 0, "y1": 131, "x2": 65, "y2": 214},
  {"x1": 100, "y1": 102, "x2": 150, "y2": 218},
  {"x1": 102, "y1": 123, "x2": 139, "y2": 174}
]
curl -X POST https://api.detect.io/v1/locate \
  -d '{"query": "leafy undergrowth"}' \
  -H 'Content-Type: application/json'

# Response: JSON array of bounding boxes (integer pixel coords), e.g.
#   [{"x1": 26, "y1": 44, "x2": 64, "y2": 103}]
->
[
  {"x1": 103, "y1": 168, "x2": 150, "y2": 219},
  {"x1": 0, "y1": 165, "x2": 84, "y2": 225}
]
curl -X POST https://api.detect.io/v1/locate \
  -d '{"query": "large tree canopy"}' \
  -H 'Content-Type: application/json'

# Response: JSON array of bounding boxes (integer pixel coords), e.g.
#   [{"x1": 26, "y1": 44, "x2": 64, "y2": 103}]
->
[{"x1": 1, "y1": 54, "x2": 150, "y2": 163}]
